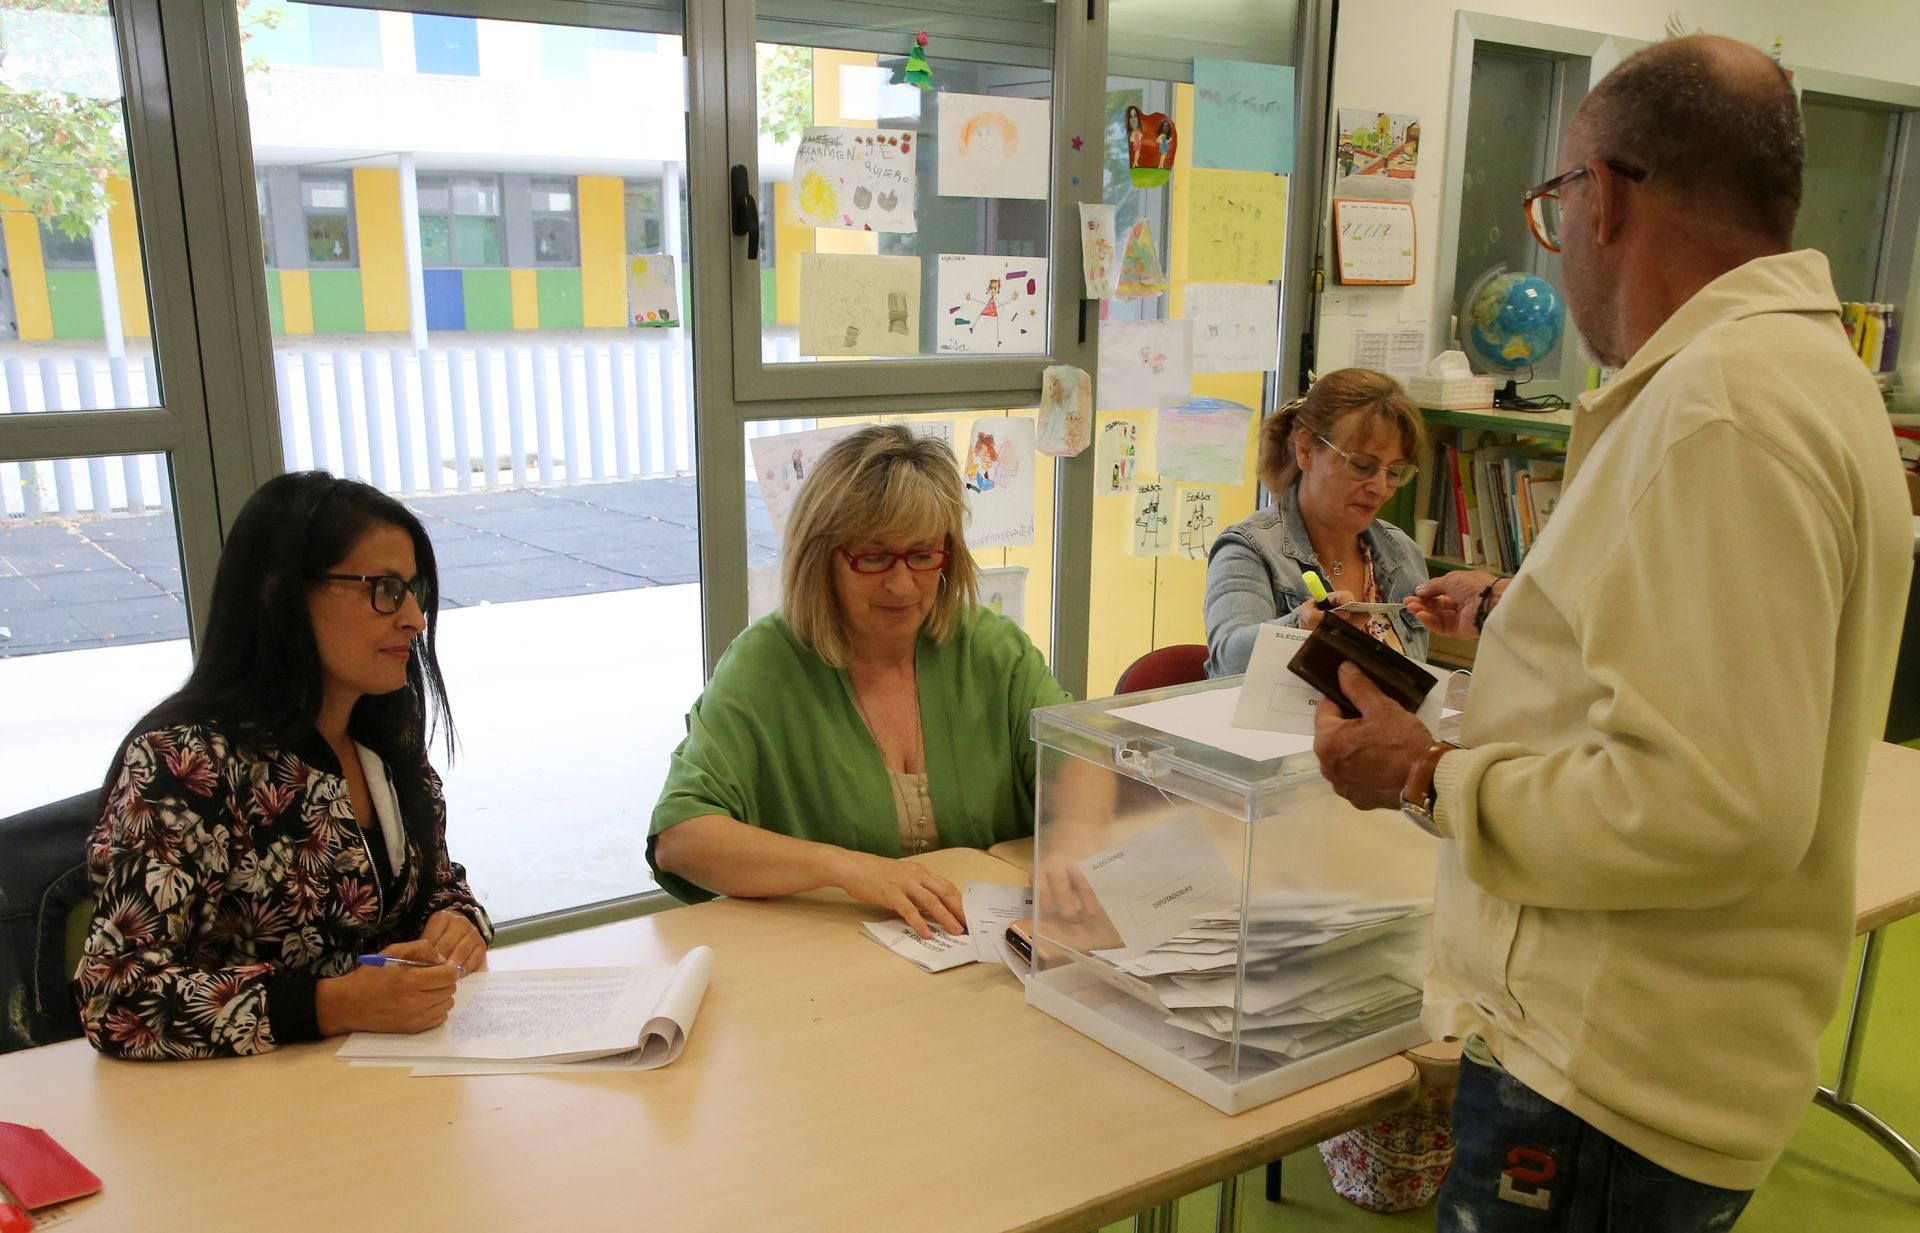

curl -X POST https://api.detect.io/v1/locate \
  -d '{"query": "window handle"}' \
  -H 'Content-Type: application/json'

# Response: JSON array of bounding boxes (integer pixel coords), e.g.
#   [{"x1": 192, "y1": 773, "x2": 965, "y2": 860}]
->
[{"x1": 730, "y1": 164, "x2": 760, "y2": 261}]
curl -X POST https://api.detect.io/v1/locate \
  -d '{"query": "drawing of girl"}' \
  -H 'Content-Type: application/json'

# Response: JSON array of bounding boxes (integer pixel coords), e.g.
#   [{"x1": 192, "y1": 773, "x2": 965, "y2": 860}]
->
[
  {"x1": 966, "y1": 432, "x2": 1000, "y2": 494},
  {"x1": 1125, "y1": 106, "x2": 1145, "y2": 168},
  {"x1": 1156, "y1": 118, "x2": 1174, "y2": 167}
]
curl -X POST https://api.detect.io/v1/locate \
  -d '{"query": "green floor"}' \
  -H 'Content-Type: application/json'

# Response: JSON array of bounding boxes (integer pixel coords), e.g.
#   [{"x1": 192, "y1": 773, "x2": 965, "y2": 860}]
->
[{"x1": 1105, "y1": 917, "x2": 1920, "y2": 1232}]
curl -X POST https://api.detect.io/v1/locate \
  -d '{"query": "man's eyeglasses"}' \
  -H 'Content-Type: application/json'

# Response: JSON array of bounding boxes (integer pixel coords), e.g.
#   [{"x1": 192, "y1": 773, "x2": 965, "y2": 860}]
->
[
  {"x1": 320, "y1": 573, "x2": 433, "y2": 615},
  {"x1": 1316, "y1": 436, "x2": 1419, "y2": 488},
  {"x1": 1523, "y1": 160, "x2": 1648, "y2": 252},
  {"x1": 839, "y1": 548, "x2": 950, "y2": 574}
]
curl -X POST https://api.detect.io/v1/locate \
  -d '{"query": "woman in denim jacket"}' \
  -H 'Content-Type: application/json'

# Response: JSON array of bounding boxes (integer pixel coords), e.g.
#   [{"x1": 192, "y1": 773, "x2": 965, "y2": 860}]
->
[{"x1": 1205, "y1": 369, "x2": 1429, "y2": 677}]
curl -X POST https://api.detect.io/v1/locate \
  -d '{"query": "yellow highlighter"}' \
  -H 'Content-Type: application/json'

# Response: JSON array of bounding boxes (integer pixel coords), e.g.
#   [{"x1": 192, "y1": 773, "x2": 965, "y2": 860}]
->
[{"x1": 1303, "y1": 569, "x2": 1334, "y2": 610}]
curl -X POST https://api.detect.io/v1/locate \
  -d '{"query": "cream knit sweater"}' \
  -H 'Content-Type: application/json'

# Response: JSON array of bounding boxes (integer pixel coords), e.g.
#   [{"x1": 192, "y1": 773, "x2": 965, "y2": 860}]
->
[{"x1": 1428, "y1": 250, "x2": 1914, "y2": 1190}]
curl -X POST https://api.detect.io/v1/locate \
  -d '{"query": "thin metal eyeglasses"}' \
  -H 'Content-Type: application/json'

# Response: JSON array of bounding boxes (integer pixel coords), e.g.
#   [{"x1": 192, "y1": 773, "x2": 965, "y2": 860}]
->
[
  {"x1": 1315, "y1": 436, "x2": 1419, "y2": 488},
  {"x1": 1523, "y1": 160, "x2": 1648, "y2": 252},
  {"x1": 839, "y1": 548, "x2": 950, "y2": 575},
  {"x1": 320, "y1": 573, "x2": 432, "y2": 615}
]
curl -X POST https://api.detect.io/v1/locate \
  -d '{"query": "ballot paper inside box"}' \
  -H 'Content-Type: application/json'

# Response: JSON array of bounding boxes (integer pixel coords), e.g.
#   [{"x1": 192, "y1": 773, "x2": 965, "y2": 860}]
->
[{"x1": 1026, "y1": 677, "x2": 1445, "y2": 1114}]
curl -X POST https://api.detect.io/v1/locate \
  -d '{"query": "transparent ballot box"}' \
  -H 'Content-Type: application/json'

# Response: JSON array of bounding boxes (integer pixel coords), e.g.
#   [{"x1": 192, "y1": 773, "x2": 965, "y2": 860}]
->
[{"x1": 1026, "y1": 677, "x2": 1446, "y2": 1114}]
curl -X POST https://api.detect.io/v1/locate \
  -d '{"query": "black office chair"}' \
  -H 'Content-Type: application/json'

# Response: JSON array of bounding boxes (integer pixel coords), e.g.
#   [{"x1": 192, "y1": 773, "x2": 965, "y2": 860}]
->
[{"x1": 0, "y1": 791, "x2": 97, "y2": 1052}]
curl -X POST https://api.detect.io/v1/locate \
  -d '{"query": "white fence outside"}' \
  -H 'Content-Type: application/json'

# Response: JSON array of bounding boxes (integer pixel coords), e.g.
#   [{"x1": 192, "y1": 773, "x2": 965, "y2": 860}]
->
[{"x1": 2, "y1": 331, "x2": 811, "y2": 520}]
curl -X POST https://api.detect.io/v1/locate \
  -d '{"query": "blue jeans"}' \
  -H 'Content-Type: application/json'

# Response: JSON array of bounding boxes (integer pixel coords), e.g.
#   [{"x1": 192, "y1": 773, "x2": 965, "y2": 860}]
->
[{"x1": 1437, "y1": 1056, "x2": 1754, "y2": 1232}]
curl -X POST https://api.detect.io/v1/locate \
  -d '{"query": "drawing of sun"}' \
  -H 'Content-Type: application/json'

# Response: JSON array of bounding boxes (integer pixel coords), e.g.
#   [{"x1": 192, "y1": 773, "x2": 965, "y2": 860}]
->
[
  {"x1": 798, "y1": 171, "x2": 838, "y2": 221},
  {"x1": 959, "y1": 110, "x2": 1019, "y2": 157}
]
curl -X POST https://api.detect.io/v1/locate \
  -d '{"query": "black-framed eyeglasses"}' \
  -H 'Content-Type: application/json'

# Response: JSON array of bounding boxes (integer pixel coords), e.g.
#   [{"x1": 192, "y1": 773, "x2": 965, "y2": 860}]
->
[
  {"x1": 1316, "y1": 435, "x2": 1419, "y2": 488},
  {"x1": 839, "y1": 548, "x2": 950, "y2": 575},
  {"x1": 319, "y1": 573, "x2": 432, "y2": 615},
  {"x1": 1523, "y1": 160, "x2": 1648, "y2": 252}
]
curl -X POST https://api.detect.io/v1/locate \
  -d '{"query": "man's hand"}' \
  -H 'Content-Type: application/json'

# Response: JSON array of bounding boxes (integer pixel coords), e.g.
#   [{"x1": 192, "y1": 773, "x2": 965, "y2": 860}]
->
[
  {"x1": 1405, "y1": 570, "x2": 1501, "y2": 641},
  {"x1": 1313, "y1": 663, "x2": 1437, "y2": 812}
]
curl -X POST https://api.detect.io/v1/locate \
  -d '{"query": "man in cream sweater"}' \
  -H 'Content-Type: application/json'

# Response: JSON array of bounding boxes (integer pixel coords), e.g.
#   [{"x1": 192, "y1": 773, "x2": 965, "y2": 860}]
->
[{"x1": 1314, "y1": 35, "x2": 1913, "y2": 1230}]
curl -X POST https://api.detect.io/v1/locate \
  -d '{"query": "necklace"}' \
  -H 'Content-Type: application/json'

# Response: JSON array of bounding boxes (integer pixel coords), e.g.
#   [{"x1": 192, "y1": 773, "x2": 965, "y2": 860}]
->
[{"x1": 854, "y1": 665, "x2": 932, "y2": 851}]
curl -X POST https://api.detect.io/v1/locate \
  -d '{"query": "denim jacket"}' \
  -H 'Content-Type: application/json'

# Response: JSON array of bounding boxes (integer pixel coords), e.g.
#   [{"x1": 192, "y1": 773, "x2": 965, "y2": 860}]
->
[{"x1": 1203, "y1": 481, "x2": 1429, "y2": 676}]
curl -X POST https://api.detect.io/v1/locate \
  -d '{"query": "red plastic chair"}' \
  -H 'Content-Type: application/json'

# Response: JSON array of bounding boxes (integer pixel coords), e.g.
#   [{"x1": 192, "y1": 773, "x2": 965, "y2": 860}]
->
[{"x1": 1113, "y1": 644, "x2": 1210, "y2": 695}]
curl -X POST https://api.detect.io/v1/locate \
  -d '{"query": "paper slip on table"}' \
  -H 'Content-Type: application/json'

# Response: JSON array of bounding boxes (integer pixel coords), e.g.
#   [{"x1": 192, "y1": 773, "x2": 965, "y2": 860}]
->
[{"x1": 0, "y1": 848, "x2": 1418, "y2": 1233}]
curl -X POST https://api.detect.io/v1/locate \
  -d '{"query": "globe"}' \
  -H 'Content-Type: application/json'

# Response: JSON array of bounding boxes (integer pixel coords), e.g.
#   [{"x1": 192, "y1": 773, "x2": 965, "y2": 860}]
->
[{"x1": 1462, "y1": 266, "x2": 1565, "y2": 375}]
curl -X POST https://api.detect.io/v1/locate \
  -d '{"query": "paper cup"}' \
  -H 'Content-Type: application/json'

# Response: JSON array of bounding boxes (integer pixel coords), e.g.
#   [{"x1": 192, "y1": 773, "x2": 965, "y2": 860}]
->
[{"x1": 1414, "y1": 518, "x2": 1439, "y2": 555}]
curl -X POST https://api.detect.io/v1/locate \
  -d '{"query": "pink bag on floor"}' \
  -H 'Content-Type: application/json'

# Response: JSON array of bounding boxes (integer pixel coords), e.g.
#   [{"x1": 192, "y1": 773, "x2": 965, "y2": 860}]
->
[{"x1": 1316, "y1": 1087, "x2": 1456, "y2": 1213}]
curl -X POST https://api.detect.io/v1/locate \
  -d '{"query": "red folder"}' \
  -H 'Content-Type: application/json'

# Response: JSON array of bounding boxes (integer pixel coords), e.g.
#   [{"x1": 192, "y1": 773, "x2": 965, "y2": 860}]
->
[{"x1": 0, "y1": 1123, "x2": 102, "y2": 1209}]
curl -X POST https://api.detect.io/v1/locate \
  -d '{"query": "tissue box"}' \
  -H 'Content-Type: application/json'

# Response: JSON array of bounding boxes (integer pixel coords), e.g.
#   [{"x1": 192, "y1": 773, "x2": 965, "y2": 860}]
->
[{"x1": 1406, "y1": 374, "x2": 1497, "y2": 410}]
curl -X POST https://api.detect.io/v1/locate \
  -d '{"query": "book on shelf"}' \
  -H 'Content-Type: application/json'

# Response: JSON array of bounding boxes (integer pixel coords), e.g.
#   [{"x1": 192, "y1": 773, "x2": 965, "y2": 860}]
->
[{"x1": 1419, "y1": 433, "x2": 1565, "y2": 572}]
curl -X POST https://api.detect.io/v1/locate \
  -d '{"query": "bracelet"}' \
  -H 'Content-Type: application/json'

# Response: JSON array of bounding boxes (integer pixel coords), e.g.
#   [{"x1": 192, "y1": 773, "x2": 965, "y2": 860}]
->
[{"x1": 1473, "y1": 583, "x2": 1498, "y2": 631}]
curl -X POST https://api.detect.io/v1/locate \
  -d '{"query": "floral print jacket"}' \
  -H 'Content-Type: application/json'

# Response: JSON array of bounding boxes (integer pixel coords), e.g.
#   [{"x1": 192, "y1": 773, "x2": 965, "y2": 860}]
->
[{"x1": 76, "y1": 722, "x2": 491, "y2": 1060}]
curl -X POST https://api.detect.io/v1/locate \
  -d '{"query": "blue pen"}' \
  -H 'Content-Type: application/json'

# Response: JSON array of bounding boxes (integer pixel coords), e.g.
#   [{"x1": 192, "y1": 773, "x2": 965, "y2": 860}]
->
[{"x1": 357, "y1": 953, "x2": 465, "y2": 975}]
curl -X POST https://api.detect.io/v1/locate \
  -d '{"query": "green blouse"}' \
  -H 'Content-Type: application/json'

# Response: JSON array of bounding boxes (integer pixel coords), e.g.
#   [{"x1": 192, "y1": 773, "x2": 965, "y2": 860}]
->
[{"x1": 648, "y1": 608, "x2": 1073, "y2": 903}]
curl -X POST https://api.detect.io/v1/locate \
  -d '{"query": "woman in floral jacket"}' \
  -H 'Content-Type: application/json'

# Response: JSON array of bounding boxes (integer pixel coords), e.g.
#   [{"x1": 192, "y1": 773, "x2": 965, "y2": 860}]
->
[{"x1": 77, "y1": 472, "x2": 492, "y2": 1060}]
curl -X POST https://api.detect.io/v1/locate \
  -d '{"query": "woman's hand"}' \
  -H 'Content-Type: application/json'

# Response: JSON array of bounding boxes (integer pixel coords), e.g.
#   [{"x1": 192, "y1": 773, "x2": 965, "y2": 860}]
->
[
  {"x1": 1406, "y1": 570, "x2": 1501, "y2": 640},
  {"x1": 422, "y1": 909, "x2": 488, "y2": 974},
  {"x1": 314, "y1": 939, "x2": 458, "y2": 1037},
  {"x1": 832, "y1": 851, "x2": 966, "y2": 939},
  {"x1": 1292, "y1": 589, "x2": 1356, "y2": 631}
]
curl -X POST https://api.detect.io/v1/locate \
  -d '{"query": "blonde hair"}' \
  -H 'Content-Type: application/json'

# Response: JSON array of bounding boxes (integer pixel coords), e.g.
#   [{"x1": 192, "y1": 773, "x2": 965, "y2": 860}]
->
[
  {"x1": 1259, "y1": 368, "x2": 1424, "y2": 493},
  {"x1": 780, "y1": 424, "x2": 980, "y2": 667}
]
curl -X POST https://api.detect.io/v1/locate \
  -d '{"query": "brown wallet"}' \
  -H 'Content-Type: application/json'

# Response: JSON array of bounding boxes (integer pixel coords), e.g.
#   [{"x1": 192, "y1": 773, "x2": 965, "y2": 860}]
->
[{"x1": 1287, "y1": 609, "x2": 1437, "y2": 719}]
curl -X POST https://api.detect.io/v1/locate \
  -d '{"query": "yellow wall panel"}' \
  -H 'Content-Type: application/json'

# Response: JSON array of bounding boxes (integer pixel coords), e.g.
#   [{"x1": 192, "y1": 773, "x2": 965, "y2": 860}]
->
[
  {"x1": 352, "y1": 168, "x2": 411, "y2": 334},
  {"x1": 279, "y1": 268, "x2": 315, "y2": 334},
  {"x1": 510, "y1": 268, "x2": 540, "y2": 329},
  {"x1": 1, "y1": 210, "x2": 53, "y2": 340},
  {"x1": 104, "y1": 178, "x2": 151, "y2": 339},
  {"x1": 577, "y1": 175, "x2": 627, "y2": 328},
  {"x1": 1086, "y1": 83, "x2": 1267, "y2": 696},
  {"x1": 772, "y1": 182, "x2": 813, "y2": 326}
]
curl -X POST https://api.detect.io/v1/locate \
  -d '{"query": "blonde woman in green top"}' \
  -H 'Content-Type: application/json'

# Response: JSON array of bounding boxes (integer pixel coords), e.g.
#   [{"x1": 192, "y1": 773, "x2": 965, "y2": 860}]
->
[{"x1": 649, "y1": 424, "x2": 1072, "y2": 937}]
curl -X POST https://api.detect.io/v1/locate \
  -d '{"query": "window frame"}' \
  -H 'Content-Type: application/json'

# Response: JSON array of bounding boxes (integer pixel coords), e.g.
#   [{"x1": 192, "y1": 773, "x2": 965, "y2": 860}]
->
[
  {"x1": 417, "y1": 171, "x2": 507, "y2": 268},
  {"x1": 528, "y1": 174, "x2": 581, "y2": 267},
  {"x1": 298, "y1": 171, "x2": 358, "y2": 267}
]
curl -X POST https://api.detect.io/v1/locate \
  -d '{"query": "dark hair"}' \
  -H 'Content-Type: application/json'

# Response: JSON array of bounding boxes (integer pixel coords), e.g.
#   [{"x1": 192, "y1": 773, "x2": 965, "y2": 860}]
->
[
  {"x1": 103, "y1": 472, "x2": 454, "y2": 922},
  {"x1": 1260, "y1": 368, "x2": 1424, "y2": 494},
  {"x1": 1575, "y1": 35, "x2": 1803, "y2": 244}
]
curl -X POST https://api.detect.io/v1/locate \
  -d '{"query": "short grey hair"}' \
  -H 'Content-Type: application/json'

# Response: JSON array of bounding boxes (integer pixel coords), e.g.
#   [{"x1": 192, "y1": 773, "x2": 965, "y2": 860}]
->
[{"x1": 1573, "y1": 34, "x2": 1803, "y2": 244}]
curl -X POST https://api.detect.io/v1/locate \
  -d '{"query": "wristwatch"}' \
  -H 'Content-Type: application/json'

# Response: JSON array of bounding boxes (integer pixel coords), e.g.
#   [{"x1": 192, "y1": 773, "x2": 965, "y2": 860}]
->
[{"x1": 1400, "y1": 741, "x2": 1460, "y2": 836}]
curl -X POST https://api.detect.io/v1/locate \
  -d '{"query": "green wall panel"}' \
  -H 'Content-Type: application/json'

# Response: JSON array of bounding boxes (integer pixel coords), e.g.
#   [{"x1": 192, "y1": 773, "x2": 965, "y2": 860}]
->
[
  {"x1": 535, "y1": 267, "x2": 584, "y2": 329},
  {"x1": 264, "y1": 270, "x2": 286, "y2": 335},
  {"x1": 308, "y1": 269, "x2": 366, "y2": 334},
  {"x1": 462, "y1": 269, "x2": 514, "y2": 332},
  {"x1": 47, "y1": 271, "x2": 105, "y2": 340}
]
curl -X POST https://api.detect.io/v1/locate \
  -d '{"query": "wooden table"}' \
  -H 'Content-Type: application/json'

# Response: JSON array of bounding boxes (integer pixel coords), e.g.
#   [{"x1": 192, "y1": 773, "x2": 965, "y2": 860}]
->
[
  {"x1": 1818, "y1": 741, "x2": 1920, "y2": 1181},
  {"x1": 0, "y1": 849, "x2": 1418, "y2": 1233}
]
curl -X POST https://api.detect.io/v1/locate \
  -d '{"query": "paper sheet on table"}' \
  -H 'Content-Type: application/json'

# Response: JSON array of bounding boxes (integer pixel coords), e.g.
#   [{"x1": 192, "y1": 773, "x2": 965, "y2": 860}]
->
[
  {"x1": 1076, "y1": 816, "x2": 1239, "y2": 953},
  {"x1": 1111, "y1": 685, "x2": 1315, "y2": 762},
  {"x1": 963, "y1": 881, "x2": 1033, "y2": 973},
  {"x1": 337, "y1": 948, "x2": 715, "y2": 1075},
  {"x1": 863, "y1": 920, "x2": 977, "y2": 972}
]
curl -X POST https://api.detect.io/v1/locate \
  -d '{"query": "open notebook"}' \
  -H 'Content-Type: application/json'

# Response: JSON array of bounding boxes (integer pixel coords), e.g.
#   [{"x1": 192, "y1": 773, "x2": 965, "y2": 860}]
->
[{"x1": 336, "y1": 946, "x2": 715, "y2": 1076}]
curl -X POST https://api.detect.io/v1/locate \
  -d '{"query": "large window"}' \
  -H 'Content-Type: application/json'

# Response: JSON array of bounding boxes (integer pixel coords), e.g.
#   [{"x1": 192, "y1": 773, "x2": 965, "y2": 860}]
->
[
  {"x1": 1797, "y1": 95, "x2": 1901, "y2": 304},
  {"x1": 418, "y1": 173, "x2": 505, "y2": 267},
  {"x1": 300, "y1": 172, "x2": 355, "y2": 265},
  {"x1": 529, "y1": 175, "x2": 580, "y2": 266},
  {"x1": 36, "y1": 223, "x2": 95, "y2": 269}
]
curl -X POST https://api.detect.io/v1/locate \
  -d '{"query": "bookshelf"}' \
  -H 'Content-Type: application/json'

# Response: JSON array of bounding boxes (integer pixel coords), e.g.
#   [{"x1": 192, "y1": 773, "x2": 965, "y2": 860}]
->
[{"x1": 1420, "y1": 404, "x2": 1575, "y2": 441}]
